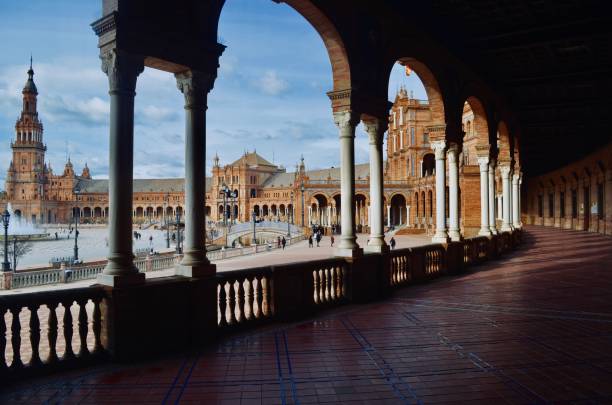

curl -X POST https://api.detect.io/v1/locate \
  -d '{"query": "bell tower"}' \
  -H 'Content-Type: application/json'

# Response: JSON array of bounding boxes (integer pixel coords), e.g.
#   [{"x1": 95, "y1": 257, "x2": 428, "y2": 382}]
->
[{"x1": 6, "y1": 59, "x2": 47, "y2": 201}]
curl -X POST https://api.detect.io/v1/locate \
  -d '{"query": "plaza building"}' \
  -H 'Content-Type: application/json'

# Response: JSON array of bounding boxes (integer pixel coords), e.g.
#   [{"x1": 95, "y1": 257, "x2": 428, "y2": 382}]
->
[{"x1": 3, "y1": 70, "x2": 500, "y2": 239}]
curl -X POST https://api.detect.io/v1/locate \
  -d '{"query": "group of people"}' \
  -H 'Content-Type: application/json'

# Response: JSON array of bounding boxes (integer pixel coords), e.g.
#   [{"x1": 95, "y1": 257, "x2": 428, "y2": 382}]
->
[
  {"x1": 308, "y1": 228, "x2": 332, "y2": 248},
  {"x1": 276, "y1": 236, "x2": 287, "y2": 250}
]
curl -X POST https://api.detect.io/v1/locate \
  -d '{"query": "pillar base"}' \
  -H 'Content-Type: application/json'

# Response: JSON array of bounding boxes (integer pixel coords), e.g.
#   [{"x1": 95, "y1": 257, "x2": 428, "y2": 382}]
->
[
  {"x1": 431, "y1": 234, "x2": 450, "y2": 244},
  {"x1": 501, "y1": 225, "x2": 513, "y2": 232},
  {"x1": 175, "y1": 262, "x2": 216, "y2": 278},
  {"x1": 97, "y1": 272, "x2": 145, "y2": 288},
  {"x1": 448, "y1": 230, "x2": 462, "y2": 242},
  {"x1": 489, "y1": 228, "x2": 498, "y2": 235},
  {"x1": 364, "y1": 244, "x2": 389, "y2": 253},
  {"x1": 478, "y1": 229, "x2": 492, "y2": 237},
  {"x1": 334, "y1": 247, "x2": 363, "y2": 258}
]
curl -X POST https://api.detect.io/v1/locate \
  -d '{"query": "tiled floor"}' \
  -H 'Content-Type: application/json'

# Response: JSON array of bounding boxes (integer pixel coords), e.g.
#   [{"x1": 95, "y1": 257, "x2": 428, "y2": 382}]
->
[{"x1": 3, "y1": 226, "x2": 612, "y2": 404}]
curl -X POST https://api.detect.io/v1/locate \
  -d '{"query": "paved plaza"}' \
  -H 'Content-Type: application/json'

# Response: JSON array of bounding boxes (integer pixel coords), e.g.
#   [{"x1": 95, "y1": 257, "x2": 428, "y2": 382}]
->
[
  {"x1": 1, "y1": 232, "x2": 430, "y2": 295},
  {"x1": 3, "y1": 226, "x2": 612, "y2": 404}
]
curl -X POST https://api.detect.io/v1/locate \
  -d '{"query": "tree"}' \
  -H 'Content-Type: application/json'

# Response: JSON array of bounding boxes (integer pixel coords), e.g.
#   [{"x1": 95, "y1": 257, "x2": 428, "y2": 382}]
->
[{"x1": 0, "y1": 237, "x2": 33, "y2": 271}]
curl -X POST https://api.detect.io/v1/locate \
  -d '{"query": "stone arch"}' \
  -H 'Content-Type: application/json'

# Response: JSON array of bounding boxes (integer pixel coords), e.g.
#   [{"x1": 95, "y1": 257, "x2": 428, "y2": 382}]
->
[
  {"x1": 393, "y1": 58, "x2": 446, "y2": 126},
  {"x1": 253, "y1": 205, "x2": 260, "y2": 217},
  {"x1": 428, "y1": 189, "x2": 433, "y2": 218},
  {"x1": 355, "y1": 193, "x2": 367, "y2": 229},
  {"x1": 497, "y1": 121, "x2": 512, "y2": 163},
  {"x1": 156, "y1": 206, "x2": 163, "y2": 218},
  {"x1": 278, "y1": 0, "x2": 351, "y2": 92},
  {"x1": 422, "y1": 153, "x2": 435, "y2": 177},
  {"x1": 461, "y1": 96, "x2": 490, "y2": 165},
  {"x1": 94, "y1": 207, "x2": 102, "y2": 218},
  {"x1": 390, "y1": 194, "x2": 407, "y2": 226},
  {"x1": 83, "y1": 207, "x2": 92, "y2": 218},
  {"x1": 262, "y1": 204, "x2": 269, "y2": 217}
]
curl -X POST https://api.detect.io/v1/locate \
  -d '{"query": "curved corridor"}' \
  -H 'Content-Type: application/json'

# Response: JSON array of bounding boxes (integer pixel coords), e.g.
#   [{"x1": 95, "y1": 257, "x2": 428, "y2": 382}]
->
[{"x1": 4, "y1": 226, "x2": 612, "y2": 404}]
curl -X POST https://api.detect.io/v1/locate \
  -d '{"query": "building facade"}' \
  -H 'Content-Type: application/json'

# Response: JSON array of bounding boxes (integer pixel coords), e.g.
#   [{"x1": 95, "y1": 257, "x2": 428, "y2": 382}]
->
[{"x1": 2, "y1": 65, "x2": 499, "y2": 236}]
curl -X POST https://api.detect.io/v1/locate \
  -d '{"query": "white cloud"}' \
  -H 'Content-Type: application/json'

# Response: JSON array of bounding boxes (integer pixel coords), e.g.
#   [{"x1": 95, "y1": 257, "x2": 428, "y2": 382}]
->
[{"x1": 254, "y1": 70, "x2": 289, "y2": 95}]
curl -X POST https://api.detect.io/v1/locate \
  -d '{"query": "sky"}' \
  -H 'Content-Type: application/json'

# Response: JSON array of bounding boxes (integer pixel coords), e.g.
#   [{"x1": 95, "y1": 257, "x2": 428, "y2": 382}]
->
[{"x1": 0, "y1": 0, "x2": 426, "y2": 188}]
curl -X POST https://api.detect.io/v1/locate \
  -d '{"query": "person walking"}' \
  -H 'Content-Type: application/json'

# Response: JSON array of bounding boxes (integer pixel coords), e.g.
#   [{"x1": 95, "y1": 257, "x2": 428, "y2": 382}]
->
[
  {"x1": 316, "y1": 232, "x2": 322, "y2": 247},
  {"x1": 308, "y1": 235, "x2": 313, "y2": 248},
  {"x1": 281, "y1": 236, "x2": 286, "y2": 250},
  {"x1": 390, "y1": 237, "x2": 396, "y2": 250},
  {"x1": 330, "y1": 235, "x2": 335, "y2": 247},
  {"x1": 277, "y1": 236, "x2": 281, "y2": 249}
]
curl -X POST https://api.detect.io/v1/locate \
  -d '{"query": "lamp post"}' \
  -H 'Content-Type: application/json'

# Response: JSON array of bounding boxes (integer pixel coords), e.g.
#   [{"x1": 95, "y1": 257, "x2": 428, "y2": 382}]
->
[
  {"x1": 164, "y1": 193, "x2": 170, "y2": 248},
  {"x1": 252, "y1": 209, "x2": 257, "y2": 245},
  {"x1": 300, "y1": 180, "x2": 305, "y2": 227},
  {"x1": 288, "y1": 191, "x2": 293, "y2": 237},
  {"x1": 2, "y1": 209, "x2": 10, "y2": 272},
  {"x1": 73, "y1": 190, "x2": 80, "y2": 263},
  {"x1": 175, "y1": 211, "x2": 182, "y2": 254}
]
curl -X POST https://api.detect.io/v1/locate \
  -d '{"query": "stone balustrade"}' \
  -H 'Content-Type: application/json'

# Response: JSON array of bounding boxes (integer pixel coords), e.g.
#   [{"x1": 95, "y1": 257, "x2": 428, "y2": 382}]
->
[
  {"x1": 1, "y1": 230, "x2": 521, "y2": 382},
  {"x1": 0, "y1": 286, "x2": 106, "y2": 379}
]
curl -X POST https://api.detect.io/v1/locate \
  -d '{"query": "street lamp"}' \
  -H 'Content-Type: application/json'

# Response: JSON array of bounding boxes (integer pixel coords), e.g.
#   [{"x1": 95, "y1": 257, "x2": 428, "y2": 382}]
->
[
  {"x1": 287, "y1": 191, "x2": 293, "y2": 237},
  {"x1": 300, "y1": 180, "x2": 305, "y2": 227},
  {"x1": 164, "y1": 193, "x2": 170, "y2": 248},
  {"x1": 252, "y1": 209, "x2": 257, "y2": 245},
  {"x1": 175, "y1": 211, "x2": 182, "y2": 254},
  {"x1": 73, "y1": 190, "x2": 80, "y2": 263},
  {"x1": 2, "y1": 209, "x2": 10, "y2": 272}
]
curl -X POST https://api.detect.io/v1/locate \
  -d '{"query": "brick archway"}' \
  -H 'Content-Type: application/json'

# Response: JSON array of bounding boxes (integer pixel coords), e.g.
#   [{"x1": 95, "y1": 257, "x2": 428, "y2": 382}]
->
[{"x1": 277, "y1": 0, "x2": 351, "y2": 92}]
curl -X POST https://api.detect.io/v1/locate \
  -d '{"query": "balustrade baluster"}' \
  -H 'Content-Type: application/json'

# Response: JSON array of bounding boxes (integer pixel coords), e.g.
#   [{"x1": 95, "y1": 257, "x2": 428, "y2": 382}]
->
[
  {"x1": 245, "y1": 277, "x2": 254, "y2": 321},
  {"x1": 254, "y1": 277, "x2": 263, "y2": 319},
  {"x1": 324, "y1": 269, "x2": 331, "y2": 302},
  {"x1": 236, "y1": 280, "x2": 245, "y2": 323},
  {"x1": 262, "y1": 276, "x2": 271, "y2": 316},
  {"x1": 62, "y1": 302, "x2": 75, "y2": 360},
  {"x1": 10, "y1": 307, "x2": 23, "y2": 369},
  {"x1": 47, "y1": 302, "x2": 59, "y2": 364},
  {"x1": 329, "y1": 268, "x2": 336, "y2": 301},
  {"x1": 227, "y1": 282, "x2": 237, "y2": 325},
  {"x1": 0, "y1": 309, "x2": 7, "y2": 371},
  {"x1": 78, "y1": 300, "x2": 89, "y2": 357},
  {"x1": 335, "y1": 266, "x2": 343, "y2": 299},
  {"x1": 92, "y1": 298, "x2": 102, "y2": 355},
  {"x1": 313, "y1": 270, "x2": 320, "y2": 304},
  {"x1": 28, "y1": 304, "x2": 42, "y2": 366},
  {"x1": 218, "y1": 283, "x2": 227, "y2": 327}
]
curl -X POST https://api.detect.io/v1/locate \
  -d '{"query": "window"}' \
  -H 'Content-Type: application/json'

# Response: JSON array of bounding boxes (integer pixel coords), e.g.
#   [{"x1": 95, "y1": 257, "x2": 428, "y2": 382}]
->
[
  {"x1": 538, "y1": 195, "x2": 543, "y2": 217},
  {"x1": 571, "y1": 190, "x2": 577, "y2": 218},
  {"x1": 423, "y1": 132, "x2": 429, "y2": 144},
  {"x1": 410, "y1": 127, "x2": 415, "y2": 145},
  {"x1": 548, "y1": 193, "x2": 554, "y2": 218},
  {"x1": 560, "y1": 192, "x2": 565, "y2": 218}
]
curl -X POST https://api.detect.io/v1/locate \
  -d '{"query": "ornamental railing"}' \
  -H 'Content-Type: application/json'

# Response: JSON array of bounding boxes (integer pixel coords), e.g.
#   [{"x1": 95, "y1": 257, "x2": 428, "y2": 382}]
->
[
  {"x1": 0, "y1": 286, "x2": 106, "y2": 377},
  {"x1": 216, "y1": 257, "x2": 347, "y2": 331}
]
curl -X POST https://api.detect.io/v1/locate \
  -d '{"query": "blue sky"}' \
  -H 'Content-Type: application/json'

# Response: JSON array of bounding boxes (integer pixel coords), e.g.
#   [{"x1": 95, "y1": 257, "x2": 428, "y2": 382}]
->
[{"x1": 0, "y1": 0, "x2": 426, "y2": 187}]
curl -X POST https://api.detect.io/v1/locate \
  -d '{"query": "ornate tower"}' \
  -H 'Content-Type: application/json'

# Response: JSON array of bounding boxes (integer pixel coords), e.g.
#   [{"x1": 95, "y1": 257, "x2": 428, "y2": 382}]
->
[{"x1": 6, "y1": 60, "x2": 47, "y2": 201}]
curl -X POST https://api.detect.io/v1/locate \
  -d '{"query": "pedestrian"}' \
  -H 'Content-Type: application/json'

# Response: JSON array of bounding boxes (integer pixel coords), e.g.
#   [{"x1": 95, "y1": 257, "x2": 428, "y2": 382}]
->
[
  {"x1": 316, "y1": 232, "x2": 321, "y2": 247},
  {"x1": 277, "y1": 236, "x2": 281, "y2": 249},
  {"x1": 390, "y1": 237, "x2": 396, "y2": 250},
  {"x1": 308, "y1": 235, "x2": 313, "y2": 248},
  {"x1": 281, "y1": 236, "x2": 286, "y2": 250},
  {"x1": 330, "y1": 235, "x2": 335, "y2": 247}
]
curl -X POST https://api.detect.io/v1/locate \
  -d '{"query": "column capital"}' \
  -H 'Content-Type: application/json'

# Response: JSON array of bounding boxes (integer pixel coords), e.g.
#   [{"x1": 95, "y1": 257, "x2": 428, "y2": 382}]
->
[
  {"x1": 512, "y1": 173, "x2": 520, "y2": 183},
  {"x1": 431, "y1": 140, "x2": 447, "y2": 159},
  {"x1": 362, "y1": 117, "x2": 387, "y2": 145},
  {"x1": 489, "y1": 156, "x2": 497, "y2": 167},
  {"x1": 478, "y1": 156, "x2": 490, "y2": 170},
  {"x1": 100, "y1": 49, "x2": 144, "y2": 94},
  {"x1": 333, "y1": 110, "x2": 360, "y2": 135},
  {"x1": 175, "y1": 70, "x2": 217, "y2": 109},
  {"x1": 499, "y1": 164, "x2": 512, "y2": 177}
]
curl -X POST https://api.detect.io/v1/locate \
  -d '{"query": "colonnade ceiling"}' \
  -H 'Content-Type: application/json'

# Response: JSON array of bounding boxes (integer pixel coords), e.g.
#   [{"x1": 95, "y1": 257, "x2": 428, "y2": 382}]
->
[{"x1": 98, "y1": 0, "x2": 610, "y2": 177}]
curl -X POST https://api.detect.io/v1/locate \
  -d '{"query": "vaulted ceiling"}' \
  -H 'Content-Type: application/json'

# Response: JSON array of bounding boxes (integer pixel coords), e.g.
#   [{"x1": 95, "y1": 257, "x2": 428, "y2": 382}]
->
[{"x1": 407, "y1": 0, "x2": 612, "y2": 176}]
